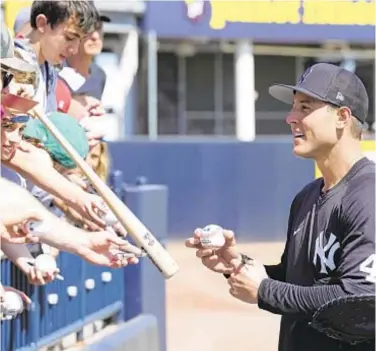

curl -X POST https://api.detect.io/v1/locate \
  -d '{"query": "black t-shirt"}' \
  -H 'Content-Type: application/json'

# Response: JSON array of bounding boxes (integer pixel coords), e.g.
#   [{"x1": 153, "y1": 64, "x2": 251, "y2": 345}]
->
[
  {"x1": 258, "y1": 157, "x2": 375, "y2": 351},
  {"x1": 75, "y1": 62, "x2": 106, "y2": 100}
]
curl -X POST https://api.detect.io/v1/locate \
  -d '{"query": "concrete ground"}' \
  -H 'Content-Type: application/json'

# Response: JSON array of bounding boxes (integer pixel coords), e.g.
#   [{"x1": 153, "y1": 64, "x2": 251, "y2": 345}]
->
[{"x1": 166, "y1": 241, "x2": 285, "y2": 351}]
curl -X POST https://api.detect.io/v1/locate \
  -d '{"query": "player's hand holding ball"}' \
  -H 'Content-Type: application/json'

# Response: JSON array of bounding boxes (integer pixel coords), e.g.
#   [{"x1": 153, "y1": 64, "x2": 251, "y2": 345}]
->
[
  {"x1": 185, "y1": 224, "x2": 242, "y2": 275},
  {"x1": 199, "y1": 225, "x2": 226, "y2": 249}
]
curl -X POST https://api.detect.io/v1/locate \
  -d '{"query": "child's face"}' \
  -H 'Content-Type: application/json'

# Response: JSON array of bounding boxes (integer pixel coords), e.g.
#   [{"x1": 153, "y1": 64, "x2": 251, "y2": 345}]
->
[
  {"x1": 86, "y1": 142, "x2": 102, "y2": 170},
  {"x1": 1, "y1": 114, "x2": 27, "y2": 161},
  {"x1": 37, "y1": 15, "x2": 85, "y2": 65},
  {"x1": 80, "y1": 23, "x2": 104, "y2": 57}
]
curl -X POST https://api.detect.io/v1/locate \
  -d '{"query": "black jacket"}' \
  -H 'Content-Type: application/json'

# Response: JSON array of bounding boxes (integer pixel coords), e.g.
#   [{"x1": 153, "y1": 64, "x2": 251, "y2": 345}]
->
[{"x1": 257, "y1": 157, "x2": 375, "y2": 351}]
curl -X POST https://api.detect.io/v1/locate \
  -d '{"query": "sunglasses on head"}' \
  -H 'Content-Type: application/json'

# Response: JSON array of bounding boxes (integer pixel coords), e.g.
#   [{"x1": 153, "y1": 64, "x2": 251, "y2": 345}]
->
[
  {"x1": 1, "y1": 114, "x2": 31, "y2": 125},
  {"x1": 1, "y1": 70, "x2": 14, "y2": 89},
  {"x1": 9, "y1": 114, "x2": 31, "y2": 123}
]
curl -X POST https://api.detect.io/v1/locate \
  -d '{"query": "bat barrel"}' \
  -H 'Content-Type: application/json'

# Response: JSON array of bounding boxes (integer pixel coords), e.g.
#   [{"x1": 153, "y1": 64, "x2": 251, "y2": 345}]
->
[{"x1": 35, "y1": 111, "x2": 179, "y2": 279}]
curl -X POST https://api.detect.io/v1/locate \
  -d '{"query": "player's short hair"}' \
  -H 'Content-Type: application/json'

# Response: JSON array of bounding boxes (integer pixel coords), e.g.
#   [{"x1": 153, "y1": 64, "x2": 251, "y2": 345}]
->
[
  {"x1": 30, "y1": 1, "x2": 99, "y2": 35},
  {"x1": 350, "y1": 117, "x2": 364, "y2": 140}
]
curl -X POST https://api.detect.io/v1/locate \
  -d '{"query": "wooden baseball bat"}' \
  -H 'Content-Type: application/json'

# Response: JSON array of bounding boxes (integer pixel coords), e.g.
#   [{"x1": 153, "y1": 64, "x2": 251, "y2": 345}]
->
[{"x1": 35, "y1": 111, "x2": 179, "y2": 279}]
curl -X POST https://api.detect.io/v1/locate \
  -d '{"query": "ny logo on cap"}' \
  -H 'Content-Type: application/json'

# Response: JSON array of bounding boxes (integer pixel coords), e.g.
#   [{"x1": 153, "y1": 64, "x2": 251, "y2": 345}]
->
[{"x1": 298, "y1": 66, "x2": 313, "y2": 84}]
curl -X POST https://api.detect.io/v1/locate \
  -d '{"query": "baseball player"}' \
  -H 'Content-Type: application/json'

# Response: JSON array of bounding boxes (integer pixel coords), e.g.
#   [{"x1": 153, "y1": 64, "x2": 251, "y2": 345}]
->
[{"x1": 186, "y1": 63, "x2": 375, "y2": 351}]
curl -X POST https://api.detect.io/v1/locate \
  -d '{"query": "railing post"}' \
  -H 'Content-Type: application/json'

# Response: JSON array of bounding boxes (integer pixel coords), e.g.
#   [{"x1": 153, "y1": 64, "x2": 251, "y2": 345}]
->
[
  {"x1": 122, "y1": 179, "x2": 168, "y2": 351},
  {"x1": 28, "y1": 285, "x2": 40, "y2": 349}
]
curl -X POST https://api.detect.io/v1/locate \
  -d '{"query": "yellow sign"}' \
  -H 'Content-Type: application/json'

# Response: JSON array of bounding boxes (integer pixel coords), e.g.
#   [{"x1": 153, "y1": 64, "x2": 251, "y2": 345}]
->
[
  {"x1": 184, "y1": 0, "x2": 376, "y2": 30},
  {"x1": 315, "y1": 141, "x2": 376, "y2": 178},
  {"x1": 303, "y1": 0, "x2": 375, "y2": 26},
  {"x1": 3, "y1": 0, "x2": 32, "y2": 37},
  {"x1": 209, "y1": 0, "x2": 301, "y2": 29}
]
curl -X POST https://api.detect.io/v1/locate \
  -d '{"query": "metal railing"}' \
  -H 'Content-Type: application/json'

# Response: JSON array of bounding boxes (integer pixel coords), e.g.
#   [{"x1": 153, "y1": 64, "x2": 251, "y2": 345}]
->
[
  {"x1": 1, "y1": 170, "x2": 168, "y2": 351},
  {"x1": 1, "y1": 253, "x2": 124, "y2": 351},
  {"x1": 0, "y1": 171, "x2": 126, "y2": 351}
]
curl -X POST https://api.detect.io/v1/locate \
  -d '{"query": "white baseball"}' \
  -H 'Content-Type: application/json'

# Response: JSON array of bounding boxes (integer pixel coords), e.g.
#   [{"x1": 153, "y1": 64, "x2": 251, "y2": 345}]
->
[
  {"x1": 34, "y1": 254, "x2": 57, "y2": 272},
  {"x1": 99, "y1": 203, "x2": 118, "y2": 226},
  {"x1": 102, "y1": 210, "x2": 118, "y2": 226},
  {"x1": 25, "y1": 219, "x2": 51, "y2": 235},
  {"x1": 34, "y1": 254, "x2": 64, "y2": 280},
  {"x1": 199, "y1": 224, "x2": 225, "y2": 249},
  {"x1": 2, "y1": 291, "x2": 24, "y2": 318}
]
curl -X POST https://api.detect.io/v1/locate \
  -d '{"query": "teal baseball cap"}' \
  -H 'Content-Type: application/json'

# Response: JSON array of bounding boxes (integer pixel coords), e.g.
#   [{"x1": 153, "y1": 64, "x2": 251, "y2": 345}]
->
[{"x1": 23, "y1": 112, "x2": 89, "y2": 169}]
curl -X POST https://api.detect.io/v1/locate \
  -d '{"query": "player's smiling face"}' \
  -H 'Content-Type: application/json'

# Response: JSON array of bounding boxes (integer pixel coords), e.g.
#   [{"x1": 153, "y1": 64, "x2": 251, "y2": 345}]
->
[{"x1": 286, "y1": 92, "x2": 339, "y2": 160}]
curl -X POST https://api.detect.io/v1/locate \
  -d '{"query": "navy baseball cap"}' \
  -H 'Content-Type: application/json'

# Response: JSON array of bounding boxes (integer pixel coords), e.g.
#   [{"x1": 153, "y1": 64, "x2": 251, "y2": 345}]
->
[
  {"x1": 99, "y1": 15, "x2": 111, "y2": 23},
  {"x1": 269, "y1": 63, "x2": 369, "y2": 123}
]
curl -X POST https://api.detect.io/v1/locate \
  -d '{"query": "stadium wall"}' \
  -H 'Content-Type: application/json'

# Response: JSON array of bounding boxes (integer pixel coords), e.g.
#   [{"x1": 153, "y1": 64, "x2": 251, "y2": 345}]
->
[
  {"x1": 82, "y1": 315, "x2": 160, "y2": 351},
  {"x1": 108, "y1": 139, "x2": 315, "y2": 241}
]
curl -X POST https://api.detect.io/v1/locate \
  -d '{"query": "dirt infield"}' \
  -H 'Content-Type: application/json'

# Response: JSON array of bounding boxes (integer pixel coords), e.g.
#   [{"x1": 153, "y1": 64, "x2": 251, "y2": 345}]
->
[{"x1": 166, "y1": 241, "x2": 285, "y2": 351}]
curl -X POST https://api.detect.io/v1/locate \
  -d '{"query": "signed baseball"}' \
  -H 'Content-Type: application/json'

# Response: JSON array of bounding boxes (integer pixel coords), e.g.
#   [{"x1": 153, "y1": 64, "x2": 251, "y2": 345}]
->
[
  {"x1": 100, "y1": 204, "x2": 118, "y2": 226},
  {"x1": 199, "y1": 224, "x2": 225, "y2": 249}
]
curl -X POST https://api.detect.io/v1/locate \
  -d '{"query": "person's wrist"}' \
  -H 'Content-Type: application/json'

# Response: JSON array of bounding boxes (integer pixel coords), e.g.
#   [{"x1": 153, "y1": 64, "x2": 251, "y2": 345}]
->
[
  {"x1": 66, "y1": 189, "x2": 82, "y2": 207},
  {"x1": 14, "y1": 258, "x2": 31, "y2": 274},
  {"x1": 71, "y1": 231, "x2": 91, "y2": 256},
  {"x1": 60, "y1": 180, "x2": 85, "y2": 207}
]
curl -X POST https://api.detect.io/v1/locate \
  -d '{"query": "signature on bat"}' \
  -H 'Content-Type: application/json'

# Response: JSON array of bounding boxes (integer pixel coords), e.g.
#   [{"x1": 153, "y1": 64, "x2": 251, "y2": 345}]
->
[{"x1": 143, "y1": 232, "x2": 155, "y2": 247}]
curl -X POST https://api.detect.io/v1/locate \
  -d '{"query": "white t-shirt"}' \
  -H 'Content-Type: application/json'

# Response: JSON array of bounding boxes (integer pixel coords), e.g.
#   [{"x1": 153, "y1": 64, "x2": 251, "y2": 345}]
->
[{"x1": 14, "y1": 38, "x2": 58, "y2": 114}]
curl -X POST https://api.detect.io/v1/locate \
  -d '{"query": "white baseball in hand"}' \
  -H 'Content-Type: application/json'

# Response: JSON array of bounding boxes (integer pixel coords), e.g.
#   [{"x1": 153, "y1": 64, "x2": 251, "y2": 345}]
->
[
  {"x1": 2, "y1": 291, "x2": 24, "y2": 318},
  {"x1": 199, "y1": 224, "x2": 226, "y2": 249},
  {"x1": 34, "y1": 254, "x2": 64, "y2": 280},
  {"x1": 102, "y1": 210, "x2": 118, "y2": 226},
  {"x1": 99, "y1": 203, "x2": 118, "y2": 226},
  {"x1": 25, "y1": 219, "x2": 51, "y2": 235}
]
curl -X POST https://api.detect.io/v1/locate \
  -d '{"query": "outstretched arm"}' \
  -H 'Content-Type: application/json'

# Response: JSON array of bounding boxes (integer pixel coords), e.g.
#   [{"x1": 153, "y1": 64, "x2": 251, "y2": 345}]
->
[
  {"x1": 0, "y1": 178, "x2": 141, "y2": 268},
  {"x1": 3, "y1": 143, "x2": 105, "y2": 229}
]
